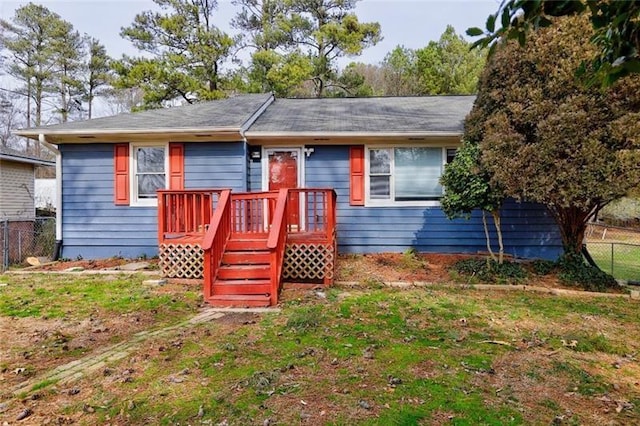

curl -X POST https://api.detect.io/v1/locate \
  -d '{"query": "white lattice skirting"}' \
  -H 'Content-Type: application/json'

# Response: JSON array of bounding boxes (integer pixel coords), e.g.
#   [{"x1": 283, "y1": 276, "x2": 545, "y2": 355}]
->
[
  {"x1": 159, "y1": 243, "x2": 204, "y2": 279},
  {"x1": 283, "y1": 243, "x2": 335, "y2": 281}
]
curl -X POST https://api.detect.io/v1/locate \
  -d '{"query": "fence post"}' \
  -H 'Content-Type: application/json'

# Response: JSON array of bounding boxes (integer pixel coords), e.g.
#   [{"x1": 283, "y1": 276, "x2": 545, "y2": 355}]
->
[{"x1": 610, "y1": 243, "x2": 614, "y2": 277}]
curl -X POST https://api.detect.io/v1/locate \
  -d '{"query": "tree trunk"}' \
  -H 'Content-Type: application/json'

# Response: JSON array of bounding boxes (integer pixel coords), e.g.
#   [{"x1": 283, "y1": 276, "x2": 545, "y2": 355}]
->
[
  {"x1": 88, "y1": 87, "x2": 93, "y2": 119},
  {"x1": 552, "y1": 206, "x2": 592, "y2": 255},
  {"x1": 482, "y1": 210, "x2": 496, "y2": 261},
  {"x1": 491, "y1": 209, "x2": 504, "y2": 264}
]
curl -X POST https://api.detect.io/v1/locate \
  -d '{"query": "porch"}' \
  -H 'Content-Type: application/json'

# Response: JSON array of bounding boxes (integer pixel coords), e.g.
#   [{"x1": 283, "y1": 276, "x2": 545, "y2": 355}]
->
[{"x1": 157, "y1": 188, "x2": 337, "y2": 307}]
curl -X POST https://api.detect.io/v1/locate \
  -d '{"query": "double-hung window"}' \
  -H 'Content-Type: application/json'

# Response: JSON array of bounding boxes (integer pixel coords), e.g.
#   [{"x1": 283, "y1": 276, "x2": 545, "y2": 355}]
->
[
  {"x1": 132, "y1": 143, "x2": 167, "y2": 206},
  {"x1": 366, "y1": 146, "x2": 452, "y2": 206}
]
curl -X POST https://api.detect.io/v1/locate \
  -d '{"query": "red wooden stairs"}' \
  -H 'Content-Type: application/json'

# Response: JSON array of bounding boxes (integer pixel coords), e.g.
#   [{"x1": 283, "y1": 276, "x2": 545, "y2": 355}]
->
[
  {"x1": 209, "y1": 237, "x2": 273, "y2": 307},
  {"x1": 158, "y1": 187, "x2": 337, "y2": 308}
]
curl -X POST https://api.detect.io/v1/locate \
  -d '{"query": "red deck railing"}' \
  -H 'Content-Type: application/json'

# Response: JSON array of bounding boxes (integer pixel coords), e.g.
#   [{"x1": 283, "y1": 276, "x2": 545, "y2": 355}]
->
[
  {"x1": 267, "y1": 189, "x2": 289, "y2": 305},
  {"x1": 157, "y1": 189, "x2": 226, "y2": 243},
  {"x1": 202, "y1": 189, "x2": 232, "y2": 300},
  {"x1": 159, "y1": 188, "x2": 337, "y2": 304},
  {"x1": 230, "y1": 191, "x2": 279, "y2": 236},
  {"x1": 286, "y1": 188, "x2": 337, "y2": 242}
]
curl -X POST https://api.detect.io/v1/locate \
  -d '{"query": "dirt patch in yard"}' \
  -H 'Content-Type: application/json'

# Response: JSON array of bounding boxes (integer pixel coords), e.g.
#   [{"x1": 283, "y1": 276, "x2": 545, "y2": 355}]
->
[
  {"x1": 36, "y1": 257, "x2": 159, "y2": 271},
  {"x1": 0, "y1": 279, "x2": 200, "y2": 393},
  {"x1": 336, "y1": 252, "x2": 472, "y2": 283}
]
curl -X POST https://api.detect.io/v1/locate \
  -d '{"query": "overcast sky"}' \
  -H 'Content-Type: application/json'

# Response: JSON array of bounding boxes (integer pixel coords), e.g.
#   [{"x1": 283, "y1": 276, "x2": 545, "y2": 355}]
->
[{"x1": 1, "y1": 0, "x2": 499, "y2": 67}]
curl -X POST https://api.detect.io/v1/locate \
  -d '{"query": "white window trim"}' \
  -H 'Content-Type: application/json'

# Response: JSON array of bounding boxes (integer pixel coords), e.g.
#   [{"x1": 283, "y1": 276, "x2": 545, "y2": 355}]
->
[
  {"x1": 364, "y1": 145, "x2": 453, "y2": 208},
  {"x1": 130, "y1": 142, "x2": 169, "y2": 207}
]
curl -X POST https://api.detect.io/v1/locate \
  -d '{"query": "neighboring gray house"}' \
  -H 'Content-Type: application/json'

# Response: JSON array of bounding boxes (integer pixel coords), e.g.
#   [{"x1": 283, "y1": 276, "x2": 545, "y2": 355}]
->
[
  {"x1": 0, "y1": 146, "x2": 54, "y2": 220},
  {"x1": 0, "y1": 146, "x2": 55, "y2": 266}
]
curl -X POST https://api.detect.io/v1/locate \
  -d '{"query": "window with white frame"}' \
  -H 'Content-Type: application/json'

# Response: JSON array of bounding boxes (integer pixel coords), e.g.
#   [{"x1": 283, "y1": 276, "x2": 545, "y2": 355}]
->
[
  {"x1": 366, "y1": 146, "x2": 455, "y2": 206},
  {"x1": 132, "y1": 143, "x2": 167, "y2": 206}
]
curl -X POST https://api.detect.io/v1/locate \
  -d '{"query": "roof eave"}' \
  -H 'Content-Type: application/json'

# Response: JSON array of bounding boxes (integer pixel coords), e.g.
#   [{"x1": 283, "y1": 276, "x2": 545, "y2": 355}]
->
[
  {"x1": 14, "y1": 128, "x2": 245, "y2": 143},
  {"x1": 0, "y1": 154, "x2": 55, "y2": 166},
  {"x1": 244, "y1": 131, "x2": 463, "y2": 144}
]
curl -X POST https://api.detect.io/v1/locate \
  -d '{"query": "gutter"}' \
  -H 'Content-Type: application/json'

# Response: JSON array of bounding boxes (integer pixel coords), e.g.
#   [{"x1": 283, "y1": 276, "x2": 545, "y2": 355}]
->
[
  {"x1": 39, "y1": 134, "x2": 63, "y2": 258},
  {"x1": 243, "y1": 131, "x2": 463, "y2": 139},
  {"x1": 16, "y1": 127, "x2": 243, "y2": 140}
]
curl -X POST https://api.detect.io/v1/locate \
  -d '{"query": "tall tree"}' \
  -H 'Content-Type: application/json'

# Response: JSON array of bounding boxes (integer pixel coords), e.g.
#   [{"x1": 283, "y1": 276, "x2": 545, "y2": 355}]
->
[
  {"x1": 0, "y1": 3, "x2": 63, "y2": 127},
  {"x1": 344, "y1": 62, "x2": 385, "y2": 95},
  {"x1": 381, "y1": 45, "x2": 420, "y2": 96},
  {"x1": 232, "y1": 0, "x2": 298, "y2": 93},
  {"x1": 0, "y1": 90, "x2": 23, "y2": 148},
  {"x1": 468, "y1": 15, "x2": 640, "y2": 256},
  {"x1": 469, "y1": 0, "x2": 640, "y2": 85},
  {"x1": 286, "y1": 0, "x2": 381, "y2": 97},
  {"x1": 117, "y1": 0, "x2": 236, "y2": 108},
  {"x1": 51, "y1": 24, "x2": 85, "y2": 123},
  {"x1": 83, "y1": 37, "x2": 111, "y2": 119},
  {"x1": 415, "y1": 25, "x2": 485, "y2": 95}
]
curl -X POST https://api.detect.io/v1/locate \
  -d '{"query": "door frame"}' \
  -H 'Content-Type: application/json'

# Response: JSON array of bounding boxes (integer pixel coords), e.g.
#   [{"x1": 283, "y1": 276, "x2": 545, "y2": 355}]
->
[
  {"x1": 261, "y1": 146, "x2": 305, "y2": 192},
  {"x1": 261, "y1": 146, "x2": 306, "y2": 229}
]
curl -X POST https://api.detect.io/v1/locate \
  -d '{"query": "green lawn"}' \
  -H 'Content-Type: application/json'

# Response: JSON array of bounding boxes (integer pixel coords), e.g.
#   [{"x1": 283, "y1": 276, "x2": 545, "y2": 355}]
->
[
  {"x1": 2, "y1": 278, "x2": 637, "y2": 425},
  {"x1": 587, "y1": 242, "x2": 640, "y2": 282}
]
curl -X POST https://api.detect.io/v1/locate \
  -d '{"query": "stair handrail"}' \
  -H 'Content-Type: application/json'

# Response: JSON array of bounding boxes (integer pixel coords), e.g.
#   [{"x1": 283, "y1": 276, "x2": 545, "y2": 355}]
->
[
  {"x1": 266, "y1": 188, "x2": 289, "y2": 305},
  {"x1": 202, "y1": 189, "x2": 232, "y2": 301},
  {"x1": 327, "y1": 189, "x2": 337, "y2": 242}
]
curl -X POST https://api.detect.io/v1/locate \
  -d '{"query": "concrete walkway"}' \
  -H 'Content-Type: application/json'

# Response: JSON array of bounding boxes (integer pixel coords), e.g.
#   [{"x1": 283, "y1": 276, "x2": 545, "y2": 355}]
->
[{"x1": 9, "y1": 307, "x2": 277, "y2": 397}]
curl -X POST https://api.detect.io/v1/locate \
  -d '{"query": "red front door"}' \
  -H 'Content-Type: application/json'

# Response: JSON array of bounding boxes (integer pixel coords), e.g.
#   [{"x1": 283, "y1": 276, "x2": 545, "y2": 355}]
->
[{"x1": 268, "y1": 150, "x2": 300, "y2": 226}]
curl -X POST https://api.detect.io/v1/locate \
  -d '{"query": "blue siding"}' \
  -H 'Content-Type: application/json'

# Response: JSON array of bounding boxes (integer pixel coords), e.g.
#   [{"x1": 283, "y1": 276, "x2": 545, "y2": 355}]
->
[
  {"x1": 184, "y1": 142, "x2": 246, "y2": 190},
  {"x1": 247, "y1": 155, "x2": 262, "y2": 192},
  {"x1": 60, "y1": 142, "x2": 562, "y2": 261},
  {"x1": 305, "y1": 145, "x2": 563, "y2": 260},
  {"x1": 60, "y1": 142, "x2": 246, "y2": 259}
]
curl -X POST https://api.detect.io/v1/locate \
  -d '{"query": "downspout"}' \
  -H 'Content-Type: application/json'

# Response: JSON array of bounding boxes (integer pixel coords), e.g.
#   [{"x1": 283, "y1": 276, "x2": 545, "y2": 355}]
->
[{"x1": 39, "y1": 134, "x2": 63, "y2": 260}]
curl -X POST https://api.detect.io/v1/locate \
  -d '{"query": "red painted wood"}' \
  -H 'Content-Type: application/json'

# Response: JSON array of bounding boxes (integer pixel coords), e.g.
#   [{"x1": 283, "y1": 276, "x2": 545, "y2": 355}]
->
[
  {"x1": 218, "y1": 265, "x2": 270, "y2": 280},
  {"x1": 212, "y1": 280, "x2": 271, "y2": 295},
  {"x1": 349, "y1": 146, "x2": 365, "y2": 206},
  {"x1": 207, "y1": 294, "x2": 271, "y2": 308},
  {"x1": 158, "y1": 190, "x2": 221, "y2": 243},
  {"x1": 268, "y1": 151, "x2": 299, "y2": 224},
  {"x1": 223, "y1": 251, "x2": 271, "y2": 265},
  {"x1": 202, "y1": 189, "x2": 232, "y2": 303},
  {"x1": 226, "y1": 239, "x2": 268, "y2": 251},
  {"x1": 168, "y1": 143, "x2": 184, "y2": 190},
  {"x1": 114, "y1": 143, "x2": 130, "y2": 205}
]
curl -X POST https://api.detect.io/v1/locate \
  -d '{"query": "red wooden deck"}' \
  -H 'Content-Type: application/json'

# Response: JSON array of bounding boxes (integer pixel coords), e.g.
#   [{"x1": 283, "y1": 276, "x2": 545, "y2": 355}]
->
[{"x1": 158, "y1": 188, "x2": 337, "y2": 307}]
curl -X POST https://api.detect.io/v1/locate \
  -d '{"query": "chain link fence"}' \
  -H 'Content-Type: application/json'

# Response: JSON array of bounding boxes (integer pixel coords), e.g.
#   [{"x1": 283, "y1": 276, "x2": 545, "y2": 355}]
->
[
  {"x1": 1, "y1": 218, "x2": 56, "y2": 271},
  {"x1": 586, "y1": 223, "x2": 640, "y2": 282}
]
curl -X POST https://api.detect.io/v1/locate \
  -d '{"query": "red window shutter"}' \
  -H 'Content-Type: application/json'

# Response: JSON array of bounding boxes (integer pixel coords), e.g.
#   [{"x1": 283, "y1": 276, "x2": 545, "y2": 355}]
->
[
  {"x1": 350, "y1": 145, "x2": 365, "y2": 206},
  {"x1": 168, "y1": 142, "x2": 184, "y2": 190},
  {"x1": 114, "y1": 143, "x2": 130, "y2": 205}
]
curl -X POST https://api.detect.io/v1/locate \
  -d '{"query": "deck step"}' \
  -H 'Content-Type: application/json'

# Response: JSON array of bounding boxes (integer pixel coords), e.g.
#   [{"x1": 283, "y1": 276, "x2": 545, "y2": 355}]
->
[
  {"x1": 213, "y1": 279, "x2": 271, "y2": 295},
  {"x1": 207, "y1": 294, "x2": 271, "y2": 308},
  {"x1": 226, "y1": 239, "x2": 268, "y2": 251},
  {"x1": 217, "y1": 264, "x2": 270, "y2": 280},
  {"x1": 223, "y1": 251, "x2": 270, "y2": 265}
]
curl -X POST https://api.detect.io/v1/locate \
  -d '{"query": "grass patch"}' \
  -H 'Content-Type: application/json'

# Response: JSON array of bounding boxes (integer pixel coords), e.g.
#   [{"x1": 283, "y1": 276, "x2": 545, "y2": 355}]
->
[
  {"x1": 0, "y1": 274, "x2": 199, "y2": 319},
  {"x1": 2, "y1": 278, "x2": 639, "y2": 424},
  {"x1": 30, "y1": 378, "x2": 59, "y2": 392}
]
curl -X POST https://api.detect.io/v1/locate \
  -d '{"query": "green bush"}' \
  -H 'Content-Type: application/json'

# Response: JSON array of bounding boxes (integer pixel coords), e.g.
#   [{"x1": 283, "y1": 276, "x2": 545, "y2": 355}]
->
[
  {"x1": 557, "y1": 252, "x2": 618, "y2": 292},
  {"x1": 451, "y1": 258, "x2": 527, "y2": 284},
  {"x1": 531, "y1": 259, "x2": 557, "y2": 276}
]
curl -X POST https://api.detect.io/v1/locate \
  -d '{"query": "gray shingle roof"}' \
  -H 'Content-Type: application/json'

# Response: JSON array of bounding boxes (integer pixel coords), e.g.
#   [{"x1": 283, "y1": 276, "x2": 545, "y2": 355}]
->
[
  {"x1": 15, "y1": 94, "x2": 475, "y2": 142},
  {"x1": 246, "y1": 96, "x2": 475, "y2": 134},
  {"x1": 19, "y1": 93, "x2": 273, "y2": 134},
  {"x1": 0, "y1": 145, "x2": 54, "y2": 166}
]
